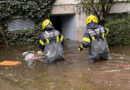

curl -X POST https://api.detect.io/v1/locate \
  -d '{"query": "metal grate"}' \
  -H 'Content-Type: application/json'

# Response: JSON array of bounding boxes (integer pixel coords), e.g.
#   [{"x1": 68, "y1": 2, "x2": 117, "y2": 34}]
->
[
  {"x1": 0, "y1": 0, "x2": 15, "y2": 3},
  {"x1": 8, "y1": 18, "x2": 34, "y2": 31}
]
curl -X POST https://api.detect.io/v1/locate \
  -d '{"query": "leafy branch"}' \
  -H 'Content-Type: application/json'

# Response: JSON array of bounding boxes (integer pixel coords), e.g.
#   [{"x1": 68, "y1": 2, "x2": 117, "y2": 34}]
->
[{"x1": 77, "y1": 0, "x2": 129, "y2": 25}]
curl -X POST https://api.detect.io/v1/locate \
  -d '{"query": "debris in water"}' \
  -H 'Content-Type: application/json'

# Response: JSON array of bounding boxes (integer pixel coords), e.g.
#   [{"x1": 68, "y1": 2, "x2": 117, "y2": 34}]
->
[
  {"x1": 124, "y1": 67, "x2": 130, "y2": 70},
  {"x1": 119, "y1": 56, "x2": 124, "y2": 59},
  {"x1": 22, "y1": 51, "x2": 45, "y2": 65},
  {"x1": 0, "y1": 61, "x2": 22, "y2": 66},
  {"x1": 104, "y1": 69, "x2": 120, "y2": 72}
]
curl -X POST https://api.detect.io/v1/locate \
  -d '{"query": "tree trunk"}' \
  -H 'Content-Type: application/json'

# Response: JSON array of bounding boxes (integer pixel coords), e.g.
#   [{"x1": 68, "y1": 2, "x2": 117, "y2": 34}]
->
[
  {"x1": 99, "y1": 20, "x2": 105, "y2": 26},
  {"x1": 0, "y1": 31, "x2": 7, "y2": 48}
]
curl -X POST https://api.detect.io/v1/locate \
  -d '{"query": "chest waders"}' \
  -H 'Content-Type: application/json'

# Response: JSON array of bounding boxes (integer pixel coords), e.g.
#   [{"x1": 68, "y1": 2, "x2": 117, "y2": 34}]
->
[
  {"x1": 88, "y1": 28, "x2": 109, "y2": 62},
  {"x1": 44, "y1": 31, "x2": 64, "y2": 63}
]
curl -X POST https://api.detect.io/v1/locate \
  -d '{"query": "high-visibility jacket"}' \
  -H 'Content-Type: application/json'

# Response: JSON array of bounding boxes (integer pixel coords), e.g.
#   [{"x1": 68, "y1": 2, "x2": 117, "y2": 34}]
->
[
  {"x1": 79, "y1": 23, "x2": 109, "y2": 62},
  {"x1": 39, "y1": 25, "x2": 64, "y2": 50},
  {"x1": 39, "y1": 25, "x2": 64, "y2": 63}
]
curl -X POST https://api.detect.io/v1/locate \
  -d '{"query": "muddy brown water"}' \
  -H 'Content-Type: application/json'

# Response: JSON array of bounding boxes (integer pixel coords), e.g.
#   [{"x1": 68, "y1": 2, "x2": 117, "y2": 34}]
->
[{"x1": 0, "y1": 41, "x2": 130, "y2": 90}]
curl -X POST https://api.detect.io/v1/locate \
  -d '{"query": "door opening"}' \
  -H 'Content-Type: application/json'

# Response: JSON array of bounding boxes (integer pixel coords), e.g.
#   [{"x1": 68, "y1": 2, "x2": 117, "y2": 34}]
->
[{"x1": 50, "y1": 14, "x2": 76, "y2": 40}]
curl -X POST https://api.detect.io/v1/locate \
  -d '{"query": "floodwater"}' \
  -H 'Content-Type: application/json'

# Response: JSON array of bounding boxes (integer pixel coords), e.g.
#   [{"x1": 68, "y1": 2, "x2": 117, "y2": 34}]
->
[{"x1": 0, "y1": 40, "x2": 130, "y2": 90}]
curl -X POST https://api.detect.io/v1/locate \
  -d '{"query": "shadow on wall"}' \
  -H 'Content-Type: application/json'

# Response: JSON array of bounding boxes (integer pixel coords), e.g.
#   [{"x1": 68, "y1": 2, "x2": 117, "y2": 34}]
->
[{"x1": 50, "y1": 14, "x2": 76, "y2": 40}]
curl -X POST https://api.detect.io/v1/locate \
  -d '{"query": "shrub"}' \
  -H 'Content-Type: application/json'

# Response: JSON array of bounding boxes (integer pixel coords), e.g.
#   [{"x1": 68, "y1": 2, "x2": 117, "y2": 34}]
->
[
  {"x1": 105, "y1": 17, "x2": 130, "y2": 46},
  {"x1": 0, "y1": 0, "x2": 56, "y2": 46},
  {"x1": 5, "y1": 25, "x2": 42, "y2": 46}
]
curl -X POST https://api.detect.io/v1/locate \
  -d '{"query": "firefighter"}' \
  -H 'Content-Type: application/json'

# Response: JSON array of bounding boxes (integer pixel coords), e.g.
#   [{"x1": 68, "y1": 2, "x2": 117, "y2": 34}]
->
[
  {"x1": 78, "y1": 15, "x2": 110, "y2": 62},
  {"x1": 39, "y1": 19, "x2": 64, "y2": 63}
]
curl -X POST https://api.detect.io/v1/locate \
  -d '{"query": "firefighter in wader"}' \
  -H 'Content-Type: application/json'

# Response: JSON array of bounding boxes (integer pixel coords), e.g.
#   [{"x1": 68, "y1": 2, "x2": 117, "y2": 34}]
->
[
  {"x1": 78, "y1": 15, "x2": 110, "y2": 62},
  {"x1": 39, "y1": 19, "x2": 64, "y2": 63}
]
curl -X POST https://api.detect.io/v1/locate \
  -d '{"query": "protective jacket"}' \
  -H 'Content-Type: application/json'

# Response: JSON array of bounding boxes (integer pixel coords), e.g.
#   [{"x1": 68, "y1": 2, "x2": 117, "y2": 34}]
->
[
  {"x1": 39, "y1": 25, "x2": 64, "y2": 63},
  {"x1": 79, "y1": 22, "x2": 109, "y2": 62}
]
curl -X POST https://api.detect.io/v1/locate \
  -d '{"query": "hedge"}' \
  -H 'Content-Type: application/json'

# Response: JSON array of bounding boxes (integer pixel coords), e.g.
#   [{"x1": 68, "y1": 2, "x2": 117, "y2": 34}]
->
[
  {"x1": 4, "y1": 25, "x2": 42, "y2": 46},
  {"x1": 0, "y1": 0, "x2": 56, "y2": 46},
  {"x1": 105, "y1": 17, "x2": 130, "y2": 46}
]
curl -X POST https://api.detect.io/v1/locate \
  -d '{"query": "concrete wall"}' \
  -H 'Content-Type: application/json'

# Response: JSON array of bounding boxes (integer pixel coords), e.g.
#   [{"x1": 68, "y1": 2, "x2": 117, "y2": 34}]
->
[
  {"x1": 53, "y1": 0, "x2": 78, "y2": 4},
  {"x1": 51, "y1": 0, "x2": 130, "y2": 41},
  {"x1": 110, "y1": 3, "x2": 130, "y2": 13},
  {"x1": 75, "y1": 13, "x2": 86, "y2": 41},
  {"x1": 51, "y1": 0, "x2": 78, "y2": 15},
  {"x1": 62, "y1": 15, "x2": 76, "y2": 40},
  {"x1": 51, "y1": 0, "x2": 86, "y2": 41}
]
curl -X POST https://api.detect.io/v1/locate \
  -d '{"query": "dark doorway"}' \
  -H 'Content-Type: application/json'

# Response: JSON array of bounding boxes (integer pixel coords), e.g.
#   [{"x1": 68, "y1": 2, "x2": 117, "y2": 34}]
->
[
  {"x1": 50, "y1": 14, "x2": 76, "y2": 40},
  {"x1": 50, "y1": 16, "x2": 62, "y2": 33}
]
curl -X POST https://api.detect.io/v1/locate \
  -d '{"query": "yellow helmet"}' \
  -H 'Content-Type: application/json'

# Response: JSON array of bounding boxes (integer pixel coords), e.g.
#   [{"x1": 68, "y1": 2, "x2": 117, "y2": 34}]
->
[
  {"x1": 42, "y1": 19, "x2": 52, "y2": 30},
  {"x1": 86, "y1": 15, "x2": 98, "y2": 24}
]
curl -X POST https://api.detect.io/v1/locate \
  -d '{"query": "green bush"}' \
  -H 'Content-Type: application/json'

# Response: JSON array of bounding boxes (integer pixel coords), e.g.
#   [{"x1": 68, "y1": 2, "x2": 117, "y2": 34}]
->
[
  {"x1": 5, "y1": 25, "x2": 42, "y2": 46},
  {"x1": 0, "y1": 0, "x2": 56, "y2": 46},
  {"x1": 0, "y1": 0, "x2": 55, "y2": 23},
  {"x1": 105, "y1": 17, "x2": 130, "y2": 46}
]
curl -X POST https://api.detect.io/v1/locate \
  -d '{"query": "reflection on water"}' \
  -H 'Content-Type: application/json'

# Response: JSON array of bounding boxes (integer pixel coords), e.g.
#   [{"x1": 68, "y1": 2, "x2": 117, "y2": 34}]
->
[{"x1": 0, "y1": 40, "x2": 130, "y2": 90}]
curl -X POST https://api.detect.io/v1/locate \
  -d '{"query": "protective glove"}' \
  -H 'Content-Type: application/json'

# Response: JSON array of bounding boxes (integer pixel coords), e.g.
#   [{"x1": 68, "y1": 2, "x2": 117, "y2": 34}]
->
[{"x1": 78, "y1": 46, "x2": 83, "y2": 52}]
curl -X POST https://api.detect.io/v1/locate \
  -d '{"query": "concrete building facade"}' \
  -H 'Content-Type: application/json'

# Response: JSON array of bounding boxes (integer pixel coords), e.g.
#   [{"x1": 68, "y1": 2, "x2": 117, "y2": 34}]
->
[{"x1": 51, "y1": 0, "x2": 130, "y2": 41}]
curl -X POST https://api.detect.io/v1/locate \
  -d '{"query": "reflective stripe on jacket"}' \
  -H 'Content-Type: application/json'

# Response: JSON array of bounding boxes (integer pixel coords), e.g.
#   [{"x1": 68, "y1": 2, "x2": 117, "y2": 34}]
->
[
  {"x1": 80, "y1": 24, "x2": 109, "y2": 50},
  {"x1": 39, "y1": 30, "x2": 64, "y2": 50}
]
